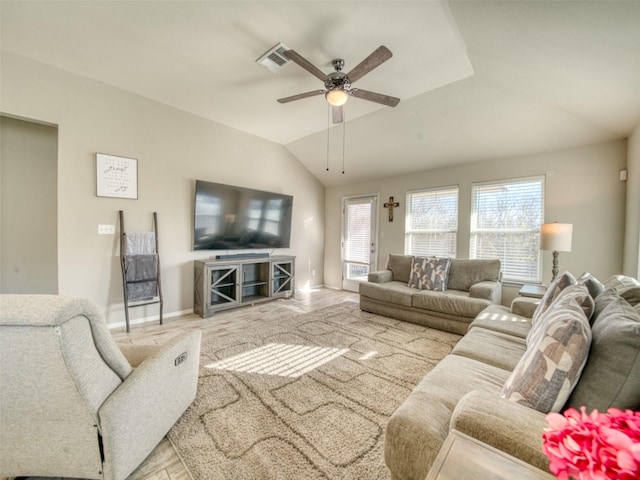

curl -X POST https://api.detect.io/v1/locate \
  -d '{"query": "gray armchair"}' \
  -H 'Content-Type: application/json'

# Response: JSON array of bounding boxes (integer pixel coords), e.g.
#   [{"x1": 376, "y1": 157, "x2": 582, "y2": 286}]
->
[{"x1": 0, "y1": 295, "x2": 201, "y2": 480}]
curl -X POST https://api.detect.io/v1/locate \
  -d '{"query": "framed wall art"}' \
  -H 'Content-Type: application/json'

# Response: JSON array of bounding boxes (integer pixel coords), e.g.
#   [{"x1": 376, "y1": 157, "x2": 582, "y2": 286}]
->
[{"x1": 96, "y1": 153, "x2": 138, "y2": 199}]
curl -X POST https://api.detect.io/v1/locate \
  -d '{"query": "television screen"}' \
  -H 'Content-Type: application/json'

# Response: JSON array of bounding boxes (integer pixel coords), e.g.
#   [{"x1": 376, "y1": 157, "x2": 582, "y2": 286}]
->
[{"x1": 193, "y1": 180, "x2": 293, "y2": 251}]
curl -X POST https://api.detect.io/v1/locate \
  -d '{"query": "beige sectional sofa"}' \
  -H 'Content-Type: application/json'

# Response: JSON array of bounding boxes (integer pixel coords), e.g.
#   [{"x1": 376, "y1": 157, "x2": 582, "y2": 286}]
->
[
  {"x1": 380, "y1": 272, "x2": 640, "y2": 480},
  {"x1": 359, "y1": 254, "x2": 502, "y2": 335}
]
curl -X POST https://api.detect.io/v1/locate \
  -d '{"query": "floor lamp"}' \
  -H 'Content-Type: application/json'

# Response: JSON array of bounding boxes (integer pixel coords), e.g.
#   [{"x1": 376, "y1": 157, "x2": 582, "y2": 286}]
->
[{"x1": 540, "y1": 222, "x2": 573, "y2": 282}]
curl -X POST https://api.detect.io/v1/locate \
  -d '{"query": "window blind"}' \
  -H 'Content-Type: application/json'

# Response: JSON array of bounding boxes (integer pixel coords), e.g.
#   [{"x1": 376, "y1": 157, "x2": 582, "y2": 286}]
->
[
  {"x1": 470, "y1": 177, "x2": 544, "y2": 283},
  {"x1": 343, "y1": 199, "x2": 372, "y2": 266},
  {"x1": 405, "y1": 186, "x2": 458, "y2": 257}
]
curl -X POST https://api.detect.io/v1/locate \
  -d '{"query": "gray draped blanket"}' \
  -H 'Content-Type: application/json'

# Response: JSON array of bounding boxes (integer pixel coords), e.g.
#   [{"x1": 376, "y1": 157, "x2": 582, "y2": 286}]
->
[{"x1": 124, "y1": 254, "x2": 158, "y2": 301}]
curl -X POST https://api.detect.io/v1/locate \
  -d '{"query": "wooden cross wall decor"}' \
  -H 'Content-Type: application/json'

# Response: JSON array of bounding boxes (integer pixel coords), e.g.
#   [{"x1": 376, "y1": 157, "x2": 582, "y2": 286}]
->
[{"x1": 383, "y1": 196, "x2": 400, "y2": 222}]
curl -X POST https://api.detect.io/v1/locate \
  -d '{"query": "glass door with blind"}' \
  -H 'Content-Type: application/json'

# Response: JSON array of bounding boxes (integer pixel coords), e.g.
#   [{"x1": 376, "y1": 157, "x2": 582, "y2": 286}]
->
[{"x1": 342, "y1": 195, "x2": 378, "y2": 292}]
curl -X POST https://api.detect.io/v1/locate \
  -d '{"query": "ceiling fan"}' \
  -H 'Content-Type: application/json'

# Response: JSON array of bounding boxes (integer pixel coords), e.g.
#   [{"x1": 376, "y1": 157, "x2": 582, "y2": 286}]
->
[{"x1": 277, "y1": 45, "x2": 400, "y2": 124}]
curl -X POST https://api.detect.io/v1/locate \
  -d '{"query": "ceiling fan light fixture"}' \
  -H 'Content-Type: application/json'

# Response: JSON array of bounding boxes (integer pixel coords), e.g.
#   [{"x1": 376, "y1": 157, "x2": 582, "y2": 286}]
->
[{"x1": 325, "y1": 88, "x2": 349, "y2": 106}]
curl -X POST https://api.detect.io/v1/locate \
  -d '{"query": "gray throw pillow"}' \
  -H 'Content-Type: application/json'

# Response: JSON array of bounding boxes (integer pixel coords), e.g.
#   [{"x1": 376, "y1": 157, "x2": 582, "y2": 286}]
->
[
  {"x1": 576, "y1": 272, "x2": 604, "y2": 299},
  {"x1": 566, "y1": 293, "x2": 640, "y2": 411}
]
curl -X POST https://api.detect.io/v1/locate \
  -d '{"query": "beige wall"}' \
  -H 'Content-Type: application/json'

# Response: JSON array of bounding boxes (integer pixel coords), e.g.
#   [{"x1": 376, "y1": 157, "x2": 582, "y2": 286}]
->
[
  {"x1": 1, "y1": 116, "x2": 58, "y2": 293},
  {"x1": 325, "y1": 140, "x2": 628, "y2": 304},
  {"x1": 1, "y1": 52, "x2": 325, "y2": 325},
  {"x1": 625, "y1": 123, "x2": 640, "y2": 278}
]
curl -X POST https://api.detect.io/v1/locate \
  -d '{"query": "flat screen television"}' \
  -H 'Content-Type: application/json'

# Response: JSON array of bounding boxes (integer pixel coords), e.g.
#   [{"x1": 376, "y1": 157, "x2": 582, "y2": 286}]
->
[{"x1": 193, "y1": 180, "x2": 293, "y2": 251}]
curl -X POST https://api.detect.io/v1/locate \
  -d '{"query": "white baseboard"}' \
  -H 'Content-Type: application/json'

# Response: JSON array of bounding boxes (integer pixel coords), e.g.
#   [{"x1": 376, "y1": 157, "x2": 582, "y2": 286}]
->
[{"x1": 107, "y1": 308, "x2": 194, "y2": 330}]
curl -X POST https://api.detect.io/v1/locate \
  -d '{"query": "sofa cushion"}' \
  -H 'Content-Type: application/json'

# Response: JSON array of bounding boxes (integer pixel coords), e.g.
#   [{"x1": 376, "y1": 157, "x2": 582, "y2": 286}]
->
[
  {"x1": 385, "y1": 355, "x2": 510, "y2": 480},
  {"x1": 531, "y1": 271, "x2": 576, "y2": 325},
  {"x1": 386, "y1": 254, "x2": 412, "y2": 284},
  {"x1": 452, "y1": 328, "x2": 526, "y2": 371},
  {"x1": 408, "y1": 256, "x2": 451, "y2": 291},
  {"x1": 451, "y1": 391, "x2": 550, "y2": 471},
  {"x1": 359, "y1": 280, "x2": 414, "y2": 307},
  {"x1": 501, "y1": 287, "x2": 592, "y2": 412},
  {"x1": 566, "y1": 293, "x2": 640, "y2": 411},
  {"x1": 470, "y1": 304, "x2": 532, "y2": 339},
  {"x1": 447, "y1": 259, "x2": 501, "y2": 292},
  {"x1": 576, "y1": 271, "x2": 605, "y2": 299},
  {"x1": 412, "y1": 289, "x2": 491, "y2": 318}
]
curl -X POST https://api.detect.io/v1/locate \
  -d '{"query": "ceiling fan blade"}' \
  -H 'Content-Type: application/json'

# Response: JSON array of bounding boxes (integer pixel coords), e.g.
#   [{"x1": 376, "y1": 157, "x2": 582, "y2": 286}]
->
[
  {"x1": 332, "y1": 105, "x2": 344, "y2": 124},
  {"x1": 283, "y1": 50, "x2": 327, "y2": 82},
  {"x1": 346, "y1": 46, "x2": 393, "y2": 83},
  {"x1": 351, "y1": 89, "x2": 400, "y2": 107},
  {"x1": 277, "y1": 90, "x2": 324, "y2": 104}
]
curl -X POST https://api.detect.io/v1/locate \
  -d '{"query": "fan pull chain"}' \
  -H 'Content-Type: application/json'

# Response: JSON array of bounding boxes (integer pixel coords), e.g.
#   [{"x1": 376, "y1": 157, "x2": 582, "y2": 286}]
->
[
  {"x1": 326, "y1": 104, "x2": 330, "y2": 172},
  {"x1": 342, "y1": 109, "x2": 346, "y2": 174}
]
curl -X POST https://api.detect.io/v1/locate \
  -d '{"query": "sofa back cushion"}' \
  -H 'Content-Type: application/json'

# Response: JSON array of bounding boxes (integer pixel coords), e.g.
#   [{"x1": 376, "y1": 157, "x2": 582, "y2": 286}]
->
[
  {"x1": 621, "y1": 286, "x2": 640, "y2": 314},
  {"x1": 602, "y1": 274, "x2": 640, "y2": 292},
  {"x1": 408, "y1": 256, "x2": 451, "y2": 291},
  {"x1": 386, "y1": 254, "x2": 412, "y2": 284},
  {"x1": 447, "y1": 259, "x2": 501, "y2": 292},
  {"x1": 566, "y1": 290, "x2": 640, "y2": 411}
]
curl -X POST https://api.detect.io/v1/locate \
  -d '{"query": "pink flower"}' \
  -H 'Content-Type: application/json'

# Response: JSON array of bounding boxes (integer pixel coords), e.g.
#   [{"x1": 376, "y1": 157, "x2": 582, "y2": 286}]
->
[{"x1": 543, "y1": 408, "x2": 640, "y2": 480}]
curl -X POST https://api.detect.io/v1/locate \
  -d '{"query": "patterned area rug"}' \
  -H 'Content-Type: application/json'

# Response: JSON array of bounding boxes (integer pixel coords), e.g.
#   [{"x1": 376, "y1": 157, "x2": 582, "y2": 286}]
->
[{"x1": 168, "y1": 301, "x2": 461, "y2": 480}]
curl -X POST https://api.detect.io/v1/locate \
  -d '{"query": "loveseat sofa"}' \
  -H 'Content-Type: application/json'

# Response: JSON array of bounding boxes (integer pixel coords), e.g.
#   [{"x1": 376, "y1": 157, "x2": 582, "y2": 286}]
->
[
  {"x1": 360, "y1": 254, "x2": 502, "y2": 335},
  {"x1": 383, "y1": 272, "x2": 640, "y2": 480}
]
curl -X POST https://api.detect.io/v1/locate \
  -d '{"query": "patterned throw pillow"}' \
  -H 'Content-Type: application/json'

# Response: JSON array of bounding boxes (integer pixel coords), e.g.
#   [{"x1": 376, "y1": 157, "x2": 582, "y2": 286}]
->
[
  {"x1": 501, "y1": 285, "x2": 592, "y2": 413},
  {"x1": 527, "y1": 283, "x2": 595, "y2": 346},
  {"x1": 407, "y1": 256, "x2": 451, "y2": 291},
  {"x1": 531, "y1": 271, "x2": 576, "y2": 325}
]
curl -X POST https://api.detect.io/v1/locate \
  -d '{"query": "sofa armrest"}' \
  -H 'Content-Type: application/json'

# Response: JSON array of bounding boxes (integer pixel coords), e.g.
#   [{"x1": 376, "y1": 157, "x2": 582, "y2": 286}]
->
[
  {"x1": 99, "y1": 330, "x2": 201, "y2": 480},
  {"x1": 368, "y1": 270, "x2": 393, "y2": 283},
  {"x1": 450, "y1": 390, "x2": 550, "y2": 472},
  {"x1": 511, "y1": 297, "x2": 539, "y2": 318},
  {"x1": 469, "y1": 280, "x2": 502, "y2": 304}
]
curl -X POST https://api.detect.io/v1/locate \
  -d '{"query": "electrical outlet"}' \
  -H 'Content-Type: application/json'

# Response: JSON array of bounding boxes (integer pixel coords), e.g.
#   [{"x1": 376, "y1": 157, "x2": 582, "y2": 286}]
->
[{"x1": 98, "y1": 224, "x2": 115, "y2": 235}]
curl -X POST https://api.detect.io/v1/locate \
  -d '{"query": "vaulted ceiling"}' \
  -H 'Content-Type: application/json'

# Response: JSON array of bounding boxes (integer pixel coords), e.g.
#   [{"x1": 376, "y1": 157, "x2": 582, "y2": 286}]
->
[{"x1": 2, "y1": 1, "x2": 640, "y2": 186}]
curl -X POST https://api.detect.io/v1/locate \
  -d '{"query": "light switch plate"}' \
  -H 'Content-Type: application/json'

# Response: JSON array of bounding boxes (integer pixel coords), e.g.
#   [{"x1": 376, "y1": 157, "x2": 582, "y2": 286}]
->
[{"x1": 98, "y1": 224, "x2": 115, "y2": 235}]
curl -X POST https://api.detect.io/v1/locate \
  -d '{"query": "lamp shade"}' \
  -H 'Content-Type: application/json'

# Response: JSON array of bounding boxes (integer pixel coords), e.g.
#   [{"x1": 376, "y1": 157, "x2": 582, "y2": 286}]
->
[
  {"x1": 540, "y1": 222, "x2": 573, "y2": 252},
  {"x1": 325, "y1": 88, "x2": 349, "y2": 106}
]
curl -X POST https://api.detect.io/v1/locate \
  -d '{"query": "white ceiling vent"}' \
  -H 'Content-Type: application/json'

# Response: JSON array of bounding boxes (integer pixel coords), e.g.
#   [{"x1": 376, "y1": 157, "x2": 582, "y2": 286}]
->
[{"x1": 256, "y1": 42, "x2": 290, "y2": 73}]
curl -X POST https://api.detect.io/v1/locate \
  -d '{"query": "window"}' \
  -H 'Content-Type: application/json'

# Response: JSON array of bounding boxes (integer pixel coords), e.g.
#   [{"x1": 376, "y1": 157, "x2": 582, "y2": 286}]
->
[
  {"x1": 470, "y1": 177, "x2": 544, "y2": 283},
  {"x1": 405, "y1": 186, "x2": 458, "y2": 257}
]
